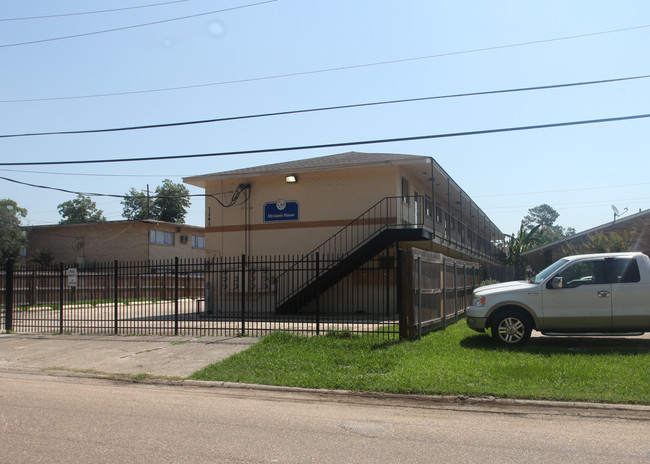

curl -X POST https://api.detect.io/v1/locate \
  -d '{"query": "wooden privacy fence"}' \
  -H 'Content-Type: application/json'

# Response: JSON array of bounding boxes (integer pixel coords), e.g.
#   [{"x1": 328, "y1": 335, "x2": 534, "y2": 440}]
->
[{"x1": 398, "y1": 248, "x2": 480, "y2": 339}]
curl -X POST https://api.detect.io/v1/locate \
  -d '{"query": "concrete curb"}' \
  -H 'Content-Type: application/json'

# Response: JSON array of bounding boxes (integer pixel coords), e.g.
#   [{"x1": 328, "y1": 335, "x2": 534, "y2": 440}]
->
[
  {"x1": 1, "y1": 333, "x2": 648, "y2": 416},
  {"x1": 13, "y1": 364, "x2": 648, "y2": 418}
]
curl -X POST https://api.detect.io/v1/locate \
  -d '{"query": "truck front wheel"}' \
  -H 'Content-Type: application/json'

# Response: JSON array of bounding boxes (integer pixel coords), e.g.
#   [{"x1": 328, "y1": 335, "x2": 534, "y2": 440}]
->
[{"x1": 490, "y1": 310, "x2": 532, "y2": 346}]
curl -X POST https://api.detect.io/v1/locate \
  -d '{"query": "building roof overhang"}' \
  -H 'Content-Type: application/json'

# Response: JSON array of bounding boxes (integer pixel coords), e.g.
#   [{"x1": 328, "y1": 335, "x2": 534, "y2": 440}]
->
[{"x1": 183, "y1": 152, "x2": 432, "y2": 188}]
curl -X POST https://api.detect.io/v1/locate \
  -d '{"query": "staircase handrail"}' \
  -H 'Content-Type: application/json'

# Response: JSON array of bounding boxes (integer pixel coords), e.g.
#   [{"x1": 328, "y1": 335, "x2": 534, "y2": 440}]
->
[{"x1": 276, "y1": 195, "x2": 424, "y2": 307}]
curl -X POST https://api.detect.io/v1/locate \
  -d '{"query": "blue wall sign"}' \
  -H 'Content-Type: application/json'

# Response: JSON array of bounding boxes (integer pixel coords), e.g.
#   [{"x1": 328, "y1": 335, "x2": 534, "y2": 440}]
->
[{"x1": 264, "y1": 200, "x2": 299, "y2": 222}]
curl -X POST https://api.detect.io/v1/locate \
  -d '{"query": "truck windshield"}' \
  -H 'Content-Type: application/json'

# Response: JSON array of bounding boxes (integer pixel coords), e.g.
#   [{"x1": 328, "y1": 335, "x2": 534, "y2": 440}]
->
[{"x1": 530, "y1": 259, "x2": 568, "y2": 284}]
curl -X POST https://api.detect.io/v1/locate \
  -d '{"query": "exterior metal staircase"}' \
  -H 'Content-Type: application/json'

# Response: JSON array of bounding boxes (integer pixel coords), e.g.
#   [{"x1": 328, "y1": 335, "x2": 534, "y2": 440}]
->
[{"x1": 275, "y1": 196, "x2": 432, "y2": 313}]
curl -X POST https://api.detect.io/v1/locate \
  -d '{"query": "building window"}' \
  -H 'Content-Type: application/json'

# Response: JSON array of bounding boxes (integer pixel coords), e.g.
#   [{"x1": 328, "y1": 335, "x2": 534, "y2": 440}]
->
[
  {"x1": 150, "y1": 230, "x2": 174, "y2": 246},
  {"x1": 192, "y1": 235, "x2": 205, "y2": 249},
  {"x1": 401, "y1": 178, "x2": 409, "y2": 204},
  {"x1": 425, "y1": 195, "x2": 433, "y2": 217}
]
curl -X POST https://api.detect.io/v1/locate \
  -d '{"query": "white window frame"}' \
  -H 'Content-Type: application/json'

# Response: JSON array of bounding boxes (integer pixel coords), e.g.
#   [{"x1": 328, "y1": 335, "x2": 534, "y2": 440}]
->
[
  {"x1": 192, "y1": 235, "x2": 205, "y2": 249},
  {"x1": 150, "y1": 230, "x2": 175, "y2": 246}
]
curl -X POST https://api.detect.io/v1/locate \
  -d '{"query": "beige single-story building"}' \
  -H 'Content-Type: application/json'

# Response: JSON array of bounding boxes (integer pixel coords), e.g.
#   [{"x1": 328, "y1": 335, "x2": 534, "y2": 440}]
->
[
  {"x1": 25, "y1": 220, "x2": 207, "y2": 266},
  {"x1": 184, "y1": 152, "x2": 503, "y2": 263}
]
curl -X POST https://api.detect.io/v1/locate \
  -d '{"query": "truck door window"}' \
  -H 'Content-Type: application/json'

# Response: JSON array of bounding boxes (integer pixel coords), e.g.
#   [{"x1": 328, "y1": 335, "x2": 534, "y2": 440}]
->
[
  {"x1": 608, "y1": 258, "x2": 641, "y2": 283},
  {"x1": 558, "y1": 260, "x2": 606, "y2": 288}
]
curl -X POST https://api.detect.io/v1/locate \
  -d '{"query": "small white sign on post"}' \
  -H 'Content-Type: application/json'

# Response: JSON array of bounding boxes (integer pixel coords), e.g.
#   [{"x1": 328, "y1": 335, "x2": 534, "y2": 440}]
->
[{"x1": 66, "y1": 268, "x2": 78, "y2": 287}]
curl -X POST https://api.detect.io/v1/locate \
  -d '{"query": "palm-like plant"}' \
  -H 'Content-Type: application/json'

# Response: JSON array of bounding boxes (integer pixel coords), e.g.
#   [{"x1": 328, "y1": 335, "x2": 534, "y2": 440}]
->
[{"x1": 498, "y1": 224, "x2": 543, "y2": 278}]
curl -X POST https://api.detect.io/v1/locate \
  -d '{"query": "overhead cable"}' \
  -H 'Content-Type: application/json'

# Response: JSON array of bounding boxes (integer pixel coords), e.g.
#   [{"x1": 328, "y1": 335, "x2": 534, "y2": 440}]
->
[
  {"x1": 0, "y1": 0, "x2": 191, "y2": 21},
  {"x1": 473, "y1": 182, "x2": 650, "y2": 198},
  {"x1": 0, "y1": 176, "x2": 123, "y2": 198},
  {"x1": 0, "y1": 168, "x2": 186, "y2": 177},
  {"x1": 2, "y1": 112, "x2": 649, "y2": 166},
  {"x1": 2, "y1": 74, "x2": 649, "y2": 139},
  {"x1": 0, "y1": 0, "x2": 277, "y2": 48},
  {"x1": 2, "y1": 23, "x2": 648, "y2": 102},
  {"x1": 0, "y1": 176, "x2": 246, "y2": 206}
]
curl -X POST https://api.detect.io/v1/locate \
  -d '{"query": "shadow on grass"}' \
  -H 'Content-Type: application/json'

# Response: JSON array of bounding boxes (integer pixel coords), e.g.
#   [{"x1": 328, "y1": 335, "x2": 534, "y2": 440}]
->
[{"x1": 461, "y1": 332, "x2": 650, "y2": 355}]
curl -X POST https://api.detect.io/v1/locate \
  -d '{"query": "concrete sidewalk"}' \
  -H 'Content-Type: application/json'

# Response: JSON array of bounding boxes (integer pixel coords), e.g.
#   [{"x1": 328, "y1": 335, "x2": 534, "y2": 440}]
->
[{"x1": 0, "y1": 334, "x2": 259, "y2": 378}]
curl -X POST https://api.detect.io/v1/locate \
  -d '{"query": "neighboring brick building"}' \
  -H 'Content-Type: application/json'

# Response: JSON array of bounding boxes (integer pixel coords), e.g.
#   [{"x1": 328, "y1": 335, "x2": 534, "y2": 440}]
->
[
  {"x1": 523, "y1": 208, "x2": 650, "y2": 271},
  {"x1": 25, "y1": 220, "x2": 207, "y2": 266}
]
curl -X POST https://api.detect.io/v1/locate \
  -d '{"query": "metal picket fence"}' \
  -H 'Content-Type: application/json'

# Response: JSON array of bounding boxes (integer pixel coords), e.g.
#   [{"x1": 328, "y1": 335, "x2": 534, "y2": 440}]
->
[
  {"x1": 1, "y1": 253, "x2": 399, "y2": 338},
  {"x1": 2, "y1": 249, "x2": 496, "y2": 339}
]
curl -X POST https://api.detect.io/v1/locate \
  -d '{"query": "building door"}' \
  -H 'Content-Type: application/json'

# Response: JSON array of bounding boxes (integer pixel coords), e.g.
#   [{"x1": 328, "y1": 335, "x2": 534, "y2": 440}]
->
[{"x1": 413, "y1": 191, "x2": 419, "y2": 227}]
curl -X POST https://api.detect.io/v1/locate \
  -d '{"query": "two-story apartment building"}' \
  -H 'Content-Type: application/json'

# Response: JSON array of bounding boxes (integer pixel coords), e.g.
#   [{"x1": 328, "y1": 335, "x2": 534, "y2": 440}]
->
[
  {"x1": 184, "y1": 151, "x2": 503, "y2": 263},
  {"x1": 184, "y1": 152, "x2": 503, "y2": 315}
]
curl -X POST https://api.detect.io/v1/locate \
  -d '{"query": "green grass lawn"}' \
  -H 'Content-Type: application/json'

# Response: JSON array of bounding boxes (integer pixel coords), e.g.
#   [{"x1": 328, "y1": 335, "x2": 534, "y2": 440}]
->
[{"x1": 189, "y1": 323, "x2": 650, "y2": 405}]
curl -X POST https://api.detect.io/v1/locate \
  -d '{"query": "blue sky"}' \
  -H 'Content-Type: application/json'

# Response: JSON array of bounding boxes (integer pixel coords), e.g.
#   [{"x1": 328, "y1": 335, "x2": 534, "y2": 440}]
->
[{"x1": 1, "y1": 0, "x2": 649, "y2": 236}]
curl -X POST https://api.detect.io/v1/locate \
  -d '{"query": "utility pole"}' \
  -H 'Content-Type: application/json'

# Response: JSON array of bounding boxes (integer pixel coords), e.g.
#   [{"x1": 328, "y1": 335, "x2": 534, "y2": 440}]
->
[{"x1": 146, "y1": 184, "x2": 150, "y2": 219}]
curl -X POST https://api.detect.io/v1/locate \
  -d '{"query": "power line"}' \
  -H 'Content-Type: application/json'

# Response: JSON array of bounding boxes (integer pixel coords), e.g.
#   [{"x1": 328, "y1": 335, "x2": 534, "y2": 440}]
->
[
  {"x1": 486, "y1": 197, "x2": 650, "y2": 212},
  {"x1": 0, "y1": 0, "x2": 191, "y2": 21},
  {"x1": 2, "y1": 74, "x2": 649, "y2": 139},
  {"x1": 0, "y1": 1, "x2": 277, "y2": 48},
  {"x1": 5, "y1": 175, "x2": 647, "y2": 214},
  {"x1": 2, "y1": 112, "x2": 649, "y2": 166},
  {"x1": 0, "y1": 176, "x2": 194, "y2": 198},
  {"x1": 0, "y1": 176, "x2": 247, "y2": 208},
  {"x1": 0, "y1": 168, "x2": 186, "y2": 177},
  {"x1": 473, "y1": 182, "x2": 650, "y2": 197},
  {"x1": 3, "y1": 23, "x2": 649, "y2": 103},
  {"x1": 0, "y1": 176, "x2": 123, "y2": 198},
  {"x1": 8, "y1": 165, "x2": 649, "y2": 196}
]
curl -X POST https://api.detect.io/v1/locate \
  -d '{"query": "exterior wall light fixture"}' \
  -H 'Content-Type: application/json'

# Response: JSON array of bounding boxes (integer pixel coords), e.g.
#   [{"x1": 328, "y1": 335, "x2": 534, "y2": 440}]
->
[{"x1": 285, "y1": 175, "x2": 297, "y2": 183}]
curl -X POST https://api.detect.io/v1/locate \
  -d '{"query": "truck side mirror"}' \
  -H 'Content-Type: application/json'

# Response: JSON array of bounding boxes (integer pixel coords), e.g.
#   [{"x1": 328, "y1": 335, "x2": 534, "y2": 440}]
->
[{"x1": 550, "y1": 276, "x2": 563, "y2": 289}]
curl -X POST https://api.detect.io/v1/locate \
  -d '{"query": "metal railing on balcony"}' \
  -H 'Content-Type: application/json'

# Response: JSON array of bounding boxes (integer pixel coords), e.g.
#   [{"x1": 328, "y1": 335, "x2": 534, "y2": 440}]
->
[{"x1": 433, "y1": 205, "x2": 499, "y2": 262}]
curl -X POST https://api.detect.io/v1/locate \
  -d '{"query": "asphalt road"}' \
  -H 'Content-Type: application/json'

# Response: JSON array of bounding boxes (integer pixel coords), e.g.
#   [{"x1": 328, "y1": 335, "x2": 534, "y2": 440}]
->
[{"x1": 1, "y1": 371, "x2": 649, "y2": 464}]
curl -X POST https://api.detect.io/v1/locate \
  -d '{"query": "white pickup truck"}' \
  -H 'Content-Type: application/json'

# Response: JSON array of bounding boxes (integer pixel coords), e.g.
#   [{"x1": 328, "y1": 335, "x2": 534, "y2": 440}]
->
[{"x1": 466, "y1": 252, "x2": 650, "y2": 345}]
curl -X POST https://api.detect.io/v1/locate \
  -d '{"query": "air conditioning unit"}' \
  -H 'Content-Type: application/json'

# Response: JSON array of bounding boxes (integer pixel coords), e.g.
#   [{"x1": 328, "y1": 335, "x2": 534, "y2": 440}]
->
[{"x1": 180, "y1": 235, "x2": 189, "y2": 243}]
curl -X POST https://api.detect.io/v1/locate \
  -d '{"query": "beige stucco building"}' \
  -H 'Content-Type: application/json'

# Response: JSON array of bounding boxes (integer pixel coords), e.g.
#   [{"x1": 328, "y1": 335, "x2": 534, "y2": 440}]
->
[
  {"x1": 184, "y1": 152, "x2": 503, "y2": 263},
  {"x1": 26, "y1": 220, "x2": 207, "y2": 266},
  {"x1": 184, "y1": 152, "x2": 503, "y2": 316}
]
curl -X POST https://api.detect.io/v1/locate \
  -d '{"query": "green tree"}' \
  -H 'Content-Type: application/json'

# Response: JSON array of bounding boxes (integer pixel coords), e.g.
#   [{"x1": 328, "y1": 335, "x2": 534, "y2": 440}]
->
[
  {"x1": 522, "y1": 203, "x2": 559, "y2": 228},
  {"x1": 29, "y1": 249, "x2": 55, "y2": 268},
  {"x1": 521, "y1": 204, "x2": 575, "y2": 244},
  {"x1": 565, "y1": 231, "x2": 636, "y2": 254},
  {"x1": 155, "y1": 179, "x2": 191, "y2": 223},
  {"x1": 121, "y1": 187, "x2": 152, "y2": 221},
  {"x1": 58, "y1": 195, "x2": 106, "y2": 224},
  {"x1": 121, "y1": 180, "x2": 190, "y2": 223},
  {"x1": 0, "y1": 199, "x2": 28, "y2": 265}
]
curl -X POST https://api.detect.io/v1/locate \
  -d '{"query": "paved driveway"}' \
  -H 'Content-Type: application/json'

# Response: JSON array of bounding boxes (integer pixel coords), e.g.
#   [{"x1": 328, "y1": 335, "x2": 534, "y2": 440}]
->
[{"x1": 0, "y1": 334, "x2": 258, "y2": 377}]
